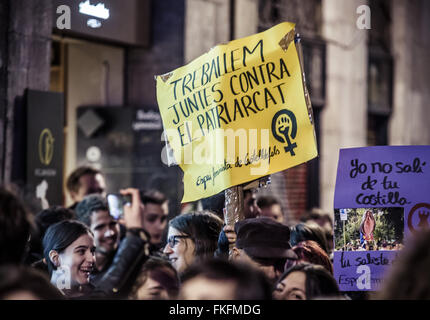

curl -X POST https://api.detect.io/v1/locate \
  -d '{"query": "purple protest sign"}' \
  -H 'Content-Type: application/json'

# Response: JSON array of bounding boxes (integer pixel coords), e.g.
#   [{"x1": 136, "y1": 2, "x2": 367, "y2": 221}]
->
[
  {"x1": 333, "y1": 146, "x2": 430, "y2": 291},
  {"x1": 334, "y1": 251, "x2": 399, "y2": 290}
]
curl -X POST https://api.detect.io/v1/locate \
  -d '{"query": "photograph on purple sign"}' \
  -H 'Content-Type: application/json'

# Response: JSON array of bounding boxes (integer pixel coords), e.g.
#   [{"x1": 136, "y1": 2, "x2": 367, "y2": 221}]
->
[{"x1": 334, "y1": 207, "x2": 404, "y2": 252}]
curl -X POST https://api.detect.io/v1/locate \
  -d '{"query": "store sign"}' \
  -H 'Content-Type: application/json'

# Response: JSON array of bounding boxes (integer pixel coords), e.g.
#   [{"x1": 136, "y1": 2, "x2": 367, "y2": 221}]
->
[
  {"x1": 27, "y1": 90, "x2": 64, "y2": 208},
  {"x1": 87, "y1": 19, "x2": 102, "y2": 29},
  {"x1": 132, "y1": 110, "x2": 163, "y2": 131},
  {"x1": 53, "y1": 0, "x2": 150, "y2": 47},
  {"x1": 78, "y1": 1, "x2": 110, "y2": 29},
  {"x1": 79, "y1": 1, "x2": 110, "y2": 20}
]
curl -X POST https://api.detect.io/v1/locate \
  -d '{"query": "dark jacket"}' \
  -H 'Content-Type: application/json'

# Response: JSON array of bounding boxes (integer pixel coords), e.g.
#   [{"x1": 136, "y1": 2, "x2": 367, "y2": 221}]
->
[
  {"x1": 89, "y1": 227, "x2": 151, "y2": 299},
  {"x1": 31, "y1": 258, "x2": 49, "y2": 274},
  {"x1": 214, "y1": 228, "x2": 229, "y2": 259},
  {"x1": 68, "y1": 202, "x2": 78, "y2": 212}
]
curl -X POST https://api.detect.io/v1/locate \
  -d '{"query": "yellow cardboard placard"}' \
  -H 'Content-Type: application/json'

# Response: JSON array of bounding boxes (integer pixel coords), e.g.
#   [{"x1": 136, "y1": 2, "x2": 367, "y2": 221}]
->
[{"x1": 156, "y1": 22, "x2": 318, "y2": 202}]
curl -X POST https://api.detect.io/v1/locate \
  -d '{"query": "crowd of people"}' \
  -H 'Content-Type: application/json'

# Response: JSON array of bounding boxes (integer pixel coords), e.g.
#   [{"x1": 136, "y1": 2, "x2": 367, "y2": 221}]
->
[
  {"x1": 0, "y1": 165, "x2": 429, "y2": 300},
  {"x1": 339, "y1": 240, "x2": 404, "y2": 252}
]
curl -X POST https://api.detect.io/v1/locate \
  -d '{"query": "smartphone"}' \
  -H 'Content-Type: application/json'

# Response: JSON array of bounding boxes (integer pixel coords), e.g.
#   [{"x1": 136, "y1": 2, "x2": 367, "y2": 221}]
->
[{"x1": 107, "y1": 193, "x2": 132, "y2": 220}]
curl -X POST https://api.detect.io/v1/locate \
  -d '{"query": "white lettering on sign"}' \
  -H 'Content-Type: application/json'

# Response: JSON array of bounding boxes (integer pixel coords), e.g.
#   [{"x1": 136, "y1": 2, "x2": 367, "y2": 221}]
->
[
  {"x1": 132, "y1": 122, "x2": 162, "y2": 131},
  {"x1": 55, "y1": 266, "x2": 71, "y2": 290},
  {"x1": 56, "y1": 5, "x2": 71, "y2": 29},
  {"x1": 132, "y1": 110, "x2": 163, "y2": 131},
  {"x1": 35, "y1": 168, "x2": 57, "y2": 177},
  {"x1": 87, "y1": 18, "x2": 102, "y2": 28},
  {"x1": 356, "y1": 265, "x2": 371, "y2": 290},
  {"x1": 356, "y1": 5, "x2": 371, "y2": 30},
  {"x1": 79, "y1": 0, "x2": 110, "y2": 20},
  {"x1": 136, "y1": 110, "x2": 161, "y2": 121}
]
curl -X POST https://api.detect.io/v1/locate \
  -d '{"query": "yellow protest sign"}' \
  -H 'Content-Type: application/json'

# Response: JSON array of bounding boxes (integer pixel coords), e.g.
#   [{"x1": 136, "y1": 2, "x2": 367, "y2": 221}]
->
[{"x1": 156, "y1": 22, "x2": 318, "y2": 202}]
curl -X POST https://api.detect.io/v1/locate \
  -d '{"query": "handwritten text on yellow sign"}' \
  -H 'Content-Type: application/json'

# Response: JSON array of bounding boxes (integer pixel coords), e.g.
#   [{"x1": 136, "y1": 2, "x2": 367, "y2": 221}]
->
[{"x1": 156, "y1": 22, "x2": 318, "y2": 202}]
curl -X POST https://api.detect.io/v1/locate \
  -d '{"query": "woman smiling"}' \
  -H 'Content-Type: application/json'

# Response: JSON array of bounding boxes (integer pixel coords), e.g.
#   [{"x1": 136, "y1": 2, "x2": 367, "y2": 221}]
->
[
  {"x1": 43, "y1": 220, "x2": 96, "y2": 298},
  {"x1": 163, "y1": 211, "x2": 223, "y2": 275}
]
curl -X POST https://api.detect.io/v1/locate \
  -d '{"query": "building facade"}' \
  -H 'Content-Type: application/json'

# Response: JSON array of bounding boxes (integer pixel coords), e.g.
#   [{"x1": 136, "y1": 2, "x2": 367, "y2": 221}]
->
[
  {"x1": 183, "y1": 0, "x2": 430, "y2": 223},
  {"x1": 0, "y1": 0, "x2": 429, "y2": 221}
]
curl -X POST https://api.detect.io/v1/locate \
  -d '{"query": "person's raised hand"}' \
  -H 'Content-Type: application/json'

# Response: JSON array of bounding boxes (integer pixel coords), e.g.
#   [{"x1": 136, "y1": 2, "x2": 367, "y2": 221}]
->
[
  {"x1": 223, "y1": 225, "x2": 237, "y2": 245},
  {"x1": 120, "y1": 188, "x2": 143, "y2": 229}
]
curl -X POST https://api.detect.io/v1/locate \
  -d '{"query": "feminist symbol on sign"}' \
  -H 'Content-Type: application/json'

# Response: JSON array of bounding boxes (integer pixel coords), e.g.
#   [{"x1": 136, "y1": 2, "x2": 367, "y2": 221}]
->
[
  {"x1": 271, "y1": 109, "x2": 297, "y2": 156},
  {"x1": 408, "y1": 203, "x2": 430, "y2": 233}
]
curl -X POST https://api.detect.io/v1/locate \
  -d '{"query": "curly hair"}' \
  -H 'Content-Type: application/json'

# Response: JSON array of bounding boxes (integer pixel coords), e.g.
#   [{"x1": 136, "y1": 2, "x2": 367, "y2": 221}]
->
[{"x1": 75, "y1": 194, "x2": 109, "y2": 226}]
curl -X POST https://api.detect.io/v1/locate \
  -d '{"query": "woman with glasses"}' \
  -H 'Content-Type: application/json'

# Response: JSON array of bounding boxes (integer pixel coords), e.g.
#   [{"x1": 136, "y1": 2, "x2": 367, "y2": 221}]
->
[{"x1": 163, "y1": 211, "x2": 223, "y2": 275}]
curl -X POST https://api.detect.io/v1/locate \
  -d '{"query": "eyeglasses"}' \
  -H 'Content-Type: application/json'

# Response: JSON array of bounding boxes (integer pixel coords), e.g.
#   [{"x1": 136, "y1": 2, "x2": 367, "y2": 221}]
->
[{"x1": 167, "y1": 235, "x2": 192, "y2": 248}]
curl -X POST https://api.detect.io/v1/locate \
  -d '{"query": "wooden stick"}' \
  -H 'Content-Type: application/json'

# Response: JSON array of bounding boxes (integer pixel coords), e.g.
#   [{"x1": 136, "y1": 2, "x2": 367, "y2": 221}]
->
[{"x1": 224, "y1": 185, "x2": 244, "y2": 256}]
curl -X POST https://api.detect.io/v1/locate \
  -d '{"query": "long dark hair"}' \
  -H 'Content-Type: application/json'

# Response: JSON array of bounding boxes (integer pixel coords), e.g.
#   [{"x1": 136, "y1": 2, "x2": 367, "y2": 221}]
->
[
  {"x1": 278, "y1": 263, "x2": 340, "y2": 299},
  {"x1": 169, "y1": 211, "x2": 223, "y2": 260},
  {"x1": 42, "y1": 220, "x2": 93, "y2": 275}
]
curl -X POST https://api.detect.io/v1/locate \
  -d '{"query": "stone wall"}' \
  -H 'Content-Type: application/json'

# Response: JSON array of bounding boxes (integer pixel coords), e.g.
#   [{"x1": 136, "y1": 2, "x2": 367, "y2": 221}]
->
[{"x1": 0, "y1": 0, "x2": 53, "y2": 184}]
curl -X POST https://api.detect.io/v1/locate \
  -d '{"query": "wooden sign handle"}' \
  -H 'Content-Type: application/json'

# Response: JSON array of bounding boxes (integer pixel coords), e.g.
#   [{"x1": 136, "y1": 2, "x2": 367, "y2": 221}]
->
[{"x1": 224, "y1": 185, "x2": 244, "y2": 256}]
